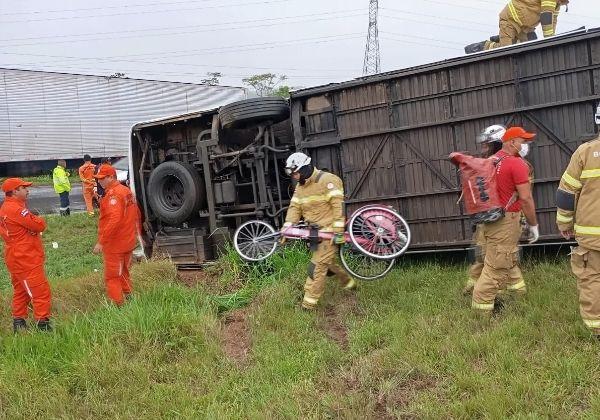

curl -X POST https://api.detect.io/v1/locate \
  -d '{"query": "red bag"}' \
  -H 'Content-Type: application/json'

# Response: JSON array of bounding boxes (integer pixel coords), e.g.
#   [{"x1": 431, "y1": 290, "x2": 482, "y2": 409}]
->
[{"x1": 449, "y1": 152, "x2": 506, "y2": 224}]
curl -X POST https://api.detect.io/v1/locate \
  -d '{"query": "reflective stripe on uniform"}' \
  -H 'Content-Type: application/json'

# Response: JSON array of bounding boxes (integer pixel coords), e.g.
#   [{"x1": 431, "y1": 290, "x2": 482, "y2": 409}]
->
[
  {"x1": 292, "y1": 190, "x2": 343, "y2": 204},
  {"x1": 561, "y1": 172, "x2": 582, "y2": 189},
  {"x1": 332, "y1": 220, "x2": 345, "y2": 228},
  {"x1": 583, "y1": 319, "x2": 600, "y2": 329},
  {"x1": 556, "y1": 212, "x2": 573, "y2": 223},
  {"x1": 541, "y1": 0, "x2": 557, "y2": 7},
  {"x1": 575, "y1": 225, "x2": 600, "y2": 236},
  {"x1": 303, "y1": 296, "x2": 318, "y2": 305},
  {"x1": 581, "y1": 169, "x2": 600, "y2": 179},
  {"x1": 543, "y1": 28, "x2": 554, "y2": 36},
  {"x1": 507, "y1": 279, "x2": 526, "y2": 291},
  {"x1": 508, "y1": 1, "x2": 523, "y2": 25},
  {"x1": 472, "y1": 301, "x2": 494, "y2": 311}
]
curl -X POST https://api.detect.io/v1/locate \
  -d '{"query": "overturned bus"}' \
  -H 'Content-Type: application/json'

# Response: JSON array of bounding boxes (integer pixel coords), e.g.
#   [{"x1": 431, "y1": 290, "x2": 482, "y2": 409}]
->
[{"x1": 130, "y1": 28, "x2": 600, "y2": 264}]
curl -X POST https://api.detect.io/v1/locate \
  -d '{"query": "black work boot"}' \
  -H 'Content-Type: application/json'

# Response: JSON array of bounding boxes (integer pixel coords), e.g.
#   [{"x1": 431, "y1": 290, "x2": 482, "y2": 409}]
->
[
  {"x1": 65, "y1": 208, "x2": 71, "y2": 216},
  {"x1": 124, "y1": 292, "x2": 133, "y2": 302},
  {"x1": 13, "y1": 318, "x2": 27, "y2": 333},
  {"x1": 36, "y1": 318, "x2": 52, "y2": 332},
  {"x1": 492, "y1": 297, "x2": 506, "y2": 316},
  {"x1": 464, "y1": 41, "x2": 486, "y2": 54},
  {"x1": 489, "y1": 35, "x2": 500, "y2": 43}
]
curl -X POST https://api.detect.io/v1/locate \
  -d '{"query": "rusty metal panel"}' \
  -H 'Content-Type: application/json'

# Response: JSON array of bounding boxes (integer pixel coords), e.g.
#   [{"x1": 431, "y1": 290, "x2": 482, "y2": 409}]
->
[
  {"x1": 342, "y1": 135, "x2": 396, "y2": 200},
  {"x1": 520, "y1": 72, "x2": 593, "y2": 106},
  {"x1": 392, "y1": 97, "x2": 451, "y2": 127},
  {"x1": 449, "y1": 57, "x2": 514, "y2": 89},
  {"x1": 291, "y1": 29, "x2": 600, "y2": 252},
  {"x1": 335, "y1": 83, "x2": 387, "y2": 111},
  {"x1": 451, "y1": 85, "x2": 515, "y2": 118},
  {"x1": 517, "y1": 42, "x2": 589, "y2": 78},
  {"x1": 390, "y1": 71, "x2": 449, "y2": 100},
  {"x1": 337, "y1": 108, "x2": 390, "y2": 137}
]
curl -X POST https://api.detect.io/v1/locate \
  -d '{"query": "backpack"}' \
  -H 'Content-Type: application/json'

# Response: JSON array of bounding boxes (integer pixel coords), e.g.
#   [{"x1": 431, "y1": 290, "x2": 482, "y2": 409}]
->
[{"x1": 449, "y1": 152, "x2": 508, "y2": 225}]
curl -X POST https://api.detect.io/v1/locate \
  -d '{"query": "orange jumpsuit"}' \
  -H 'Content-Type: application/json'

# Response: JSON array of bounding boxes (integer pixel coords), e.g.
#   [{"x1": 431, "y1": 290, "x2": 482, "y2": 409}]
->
[
  {"x1": 0, "y1": 197, "x2": 52, "y2": 320},
  {"x1": 79, "y1": 162, "x2": 97, "y2": 215},
  {"x1": 97, "y1": 180, "x2": 141, "y2": 304}
]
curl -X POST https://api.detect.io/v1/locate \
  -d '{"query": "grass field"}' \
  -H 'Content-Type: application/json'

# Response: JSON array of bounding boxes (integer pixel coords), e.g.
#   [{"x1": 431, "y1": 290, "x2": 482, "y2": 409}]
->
[
  {"x1": 0, "y1": 214, "x2": 598, "y2": 419},
  {"x1": 7, "y1": 174, "x2": 82, "y2": 187}
]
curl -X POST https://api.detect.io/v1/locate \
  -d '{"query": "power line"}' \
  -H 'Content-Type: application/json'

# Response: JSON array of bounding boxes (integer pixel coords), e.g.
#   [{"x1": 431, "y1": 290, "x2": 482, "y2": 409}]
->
[
  {"x1": 379, "y1": 14, "x2": 489, "y2": 35},
  {"x1": 0, "y1": 8, "x2": 363, "y2": 44},
  {"x1": 0, "y1": 62, "x2": 353, "y2": 81},
  {"x1": 0, "y1": 0, "x2": 294, "y2": 24},
  {"x1": 0, "y1": 33, "x2": 365, "y2": 71},
  {"x1": 0, "y1": 0, "x2": 218, "y2": 16},
  {"x1": 0, "y1": 11, "x2": 365, "y2": 48},
  {"x1": 380, "y1": 32, "x2": 465, "y2": 46},
  {"x1": 381, "y1": 37, "x2": 459, "y2": 52},
  {"x1": 380, "y1": 6, "x2": 491, "y2": 28}
]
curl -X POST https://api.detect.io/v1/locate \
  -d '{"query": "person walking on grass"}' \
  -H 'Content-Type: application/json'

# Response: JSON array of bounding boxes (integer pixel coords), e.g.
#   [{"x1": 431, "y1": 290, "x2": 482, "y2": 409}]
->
[
  {"x1": 0, "y1": 178, "x2": 52, "y2": 332},
  {"x1": 281, "y1": 152, "x2": 356, "y2": 311},
  {"x1": 53, "y1": 159, "x2": 71, "y2": 216},
  {"x1": 79, "y1": 154, "x2": 96, "y2": 216},
  {"x1": 92, "y1": 164, "x2": 141, "y2": 305}
]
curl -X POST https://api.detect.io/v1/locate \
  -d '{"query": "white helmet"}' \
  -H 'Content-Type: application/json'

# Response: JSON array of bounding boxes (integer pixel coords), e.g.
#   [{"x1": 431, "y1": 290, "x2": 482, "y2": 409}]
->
[
  {"x1": 477, "y1": 124, "x2": 506, "y2": 144},
  {"x1": 285, "y1": 152, "x2": 311, "y2": 175},
  {"x1": 595, "y1": 103, "x2": 600, "y2": 125}
]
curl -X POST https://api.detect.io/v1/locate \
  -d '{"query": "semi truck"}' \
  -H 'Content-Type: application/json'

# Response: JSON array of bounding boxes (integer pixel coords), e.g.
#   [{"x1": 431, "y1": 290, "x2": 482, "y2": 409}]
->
[{"x1": 130, "y1": 28, "x2": 600, "y2": 264}]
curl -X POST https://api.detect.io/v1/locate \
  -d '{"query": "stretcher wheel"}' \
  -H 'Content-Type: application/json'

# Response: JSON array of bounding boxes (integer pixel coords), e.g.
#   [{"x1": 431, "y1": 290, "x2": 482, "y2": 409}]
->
[
  {"x1": 233, "y1": 220, "x2": 279, "y2": 262},
  {"x1": 338, "y1": 243, "x2": 395, "y2": 281},
  {"x1": 348, "y1": 205, "x2": 411, "y2": 260}
]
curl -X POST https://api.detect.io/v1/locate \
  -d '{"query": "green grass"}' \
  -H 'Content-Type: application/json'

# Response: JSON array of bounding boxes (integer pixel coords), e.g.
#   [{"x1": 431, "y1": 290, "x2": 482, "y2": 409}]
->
[
  {"x1": 0, "y1": 216, "x2": 598, "y2": 418},
  {"x1": 0, "y1": 213, "x2": 100, "y2": 290},
  {"x1": 3, "y1": 174, "x2": 81, "y2": 187}
]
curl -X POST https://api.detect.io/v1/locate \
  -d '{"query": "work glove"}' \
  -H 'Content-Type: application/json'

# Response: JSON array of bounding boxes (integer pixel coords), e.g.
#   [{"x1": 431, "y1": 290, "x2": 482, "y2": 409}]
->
[
  {"x1": 332, "y1": 232, "x2": 346, "y2": 245},
  {"x1": 528, "y1": 224, "x2": 540, "y2": 244}
]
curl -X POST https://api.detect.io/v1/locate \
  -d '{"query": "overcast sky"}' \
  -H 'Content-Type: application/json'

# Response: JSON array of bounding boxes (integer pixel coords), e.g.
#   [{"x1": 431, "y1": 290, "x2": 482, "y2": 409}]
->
[{"x1": 0, "y1": 0, "x2": 598, "y2": 90}]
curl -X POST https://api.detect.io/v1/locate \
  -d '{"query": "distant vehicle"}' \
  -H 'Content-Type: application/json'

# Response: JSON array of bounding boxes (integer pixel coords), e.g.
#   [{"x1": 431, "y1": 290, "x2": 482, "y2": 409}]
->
[{"x1": 111, "y1": 157, "x2": 129, "y2": 185}]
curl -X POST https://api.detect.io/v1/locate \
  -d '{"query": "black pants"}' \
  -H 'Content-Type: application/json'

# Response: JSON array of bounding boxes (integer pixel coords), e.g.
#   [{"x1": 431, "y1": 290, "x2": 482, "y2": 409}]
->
[{"x1": 59, "y1": 191, "x2": 70, "y2": 210}]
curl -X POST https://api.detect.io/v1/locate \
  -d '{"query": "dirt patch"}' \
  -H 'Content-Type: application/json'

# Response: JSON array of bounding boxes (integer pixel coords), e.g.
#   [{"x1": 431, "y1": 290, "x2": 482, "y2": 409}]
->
[
  {"x1": 221, "y1": 309, "x2": 251, "y2": 365},
  {"x1": 374, "y1": 373, "x2": 438, "y2": 419},
  {"x1": 176, "y1": 268, "x2": 241, "y2": 294},
  {"x1": 176, "y1": 270, "x2": 211, "y2": 288},
  {"x1": 317, "y1": 304, "x2": 349, "y2": 350}
]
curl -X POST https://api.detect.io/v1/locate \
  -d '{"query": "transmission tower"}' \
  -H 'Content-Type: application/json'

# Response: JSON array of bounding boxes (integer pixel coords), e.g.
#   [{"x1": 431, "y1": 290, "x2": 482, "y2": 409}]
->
[{"x1": 362, "y1": 0, "x2": 380, "y2": 76}]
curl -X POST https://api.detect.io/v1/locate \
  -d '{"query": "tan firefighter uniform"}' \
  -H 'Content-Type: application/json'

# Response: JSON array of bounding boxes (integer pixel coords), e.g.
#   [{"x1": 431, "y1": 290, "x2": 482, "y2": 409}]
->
[
  {"x1": 556, "y1": 136, "x2": 600, "y2": 334},
  {"x1": 283, "y1": 169, "x2": 355, "y2": 309},
  {"x1": 465, "y1": 159, "x2": 534, "y2": 293},
  {"x1": 485, "y1": 0, "x2": 566, "y2": 50}
]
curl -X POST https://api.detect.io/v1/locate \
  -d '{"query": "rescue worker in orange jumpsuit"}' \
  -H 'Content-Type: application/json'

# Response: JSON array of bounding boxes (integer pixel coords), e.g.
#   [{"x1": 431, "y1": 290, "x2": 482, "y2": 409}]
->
[
  {"x1": 465, "y1": 0, "x2": 570, "y2": 54},
  {"x1": 556, "y1": 104, "x2": 600, "y2": 338},
  {"x1": 78, "y1": 154, "x2": 96, "y2": 216},
  {"x1": 0, "y1": 178, "x2": 52, "y2": 332},
  {"x1": 471, "y1": 127, "x2": 539, "y2": 314},
  {"x1": 464, "y1": 125, "x2": 531, "y2": 297},
  {"x1": 282, "y1": 152, "x2": 356, "y2": 310},
  {"x1": 93, "y1": 164, "x2": 141, "y2": 305}
]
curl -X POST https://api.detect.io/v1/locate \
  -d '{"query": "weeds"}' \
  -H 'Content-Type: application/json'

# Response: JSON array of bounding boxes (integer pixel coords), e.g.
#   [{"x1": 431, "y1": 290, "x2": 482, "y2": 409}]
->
[{"x1": 0, "y1": 216, "x2": 598, "y2": 418}]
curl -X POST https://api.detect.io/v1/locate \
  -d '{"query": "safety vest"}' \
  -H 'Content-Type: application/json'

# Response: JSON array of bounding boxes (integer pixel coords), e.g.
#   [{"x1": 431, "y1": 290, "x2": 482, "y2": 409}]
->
[
  {"x1": 556, "y1": 137, "x2": 600, "y2": 251},
  {"x1": 53, "y1": 166, "x2": 71, "y2": 194}
]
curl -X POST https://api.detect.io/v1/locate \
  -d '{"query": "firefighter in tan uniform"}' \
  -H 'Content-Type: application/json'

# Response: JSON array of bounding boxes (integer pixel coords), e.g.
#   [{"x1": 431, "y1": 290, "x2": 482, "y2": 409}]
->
[
  {"x1": 464, "y1": 125, "x2": 530, "y2": 296},
  {"x1": 472, "y1": 127, "x2": 540, "y2": 313},
  {"x1": 465, "y1": 0, "x2": 569, "y2": 54},
  {"x1": 282, "y1": 152, "x2": 356, "y2": 310},
  {"x1": 556, "y1": 104, "x2": 600, "y2": 338}
]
